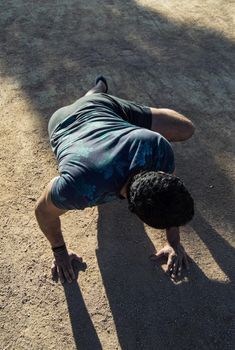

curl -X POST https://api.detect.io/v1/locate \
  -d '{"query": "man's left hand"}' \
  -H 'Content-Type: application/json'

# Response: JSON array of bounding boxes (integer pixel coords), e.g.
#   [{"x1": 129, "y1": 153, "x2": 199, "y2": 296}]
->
[{"x1": 150, "y1": 243, "x2": 189, "y2": 278}]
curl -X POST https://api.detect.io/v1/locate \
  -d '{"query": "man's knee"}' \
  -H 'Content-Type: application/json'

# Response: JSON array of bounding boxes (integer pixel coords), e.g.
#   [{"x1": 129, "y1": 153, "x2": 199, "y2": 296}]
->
[
  {"x1": 168, "y1": 109, "x2": 195, "y2": 141},
  {"x1": 149, "y1": 107, "x2": 195, "y2": 142},
  {"x1": 182, "y1": 119, "x2": 195, "y2": 140}
]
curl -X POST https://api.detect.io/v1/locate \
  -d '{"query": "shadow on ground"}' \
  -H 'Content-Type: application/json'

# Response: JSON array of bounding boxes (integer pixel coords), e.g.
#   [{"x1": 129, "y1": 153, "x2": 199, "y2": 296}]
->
[
  {"x1": 63, "y1": 262, "x2": 103, "y2": 350},
  {"x1": 96, "y1": 202, "x2": 235, "y2": 350},
  {"x1": 1, "y1": 0, "x2": 234, "y2": 349}
]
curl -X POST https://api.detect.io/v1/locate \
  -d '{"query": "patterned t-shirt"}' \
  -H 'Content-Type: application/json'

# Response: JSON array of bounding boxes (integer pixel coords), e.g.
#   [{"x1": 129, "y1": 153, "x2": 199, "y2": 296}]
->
[{"x1": 49, "y1": 94, "x2": 175, "y2": 210}]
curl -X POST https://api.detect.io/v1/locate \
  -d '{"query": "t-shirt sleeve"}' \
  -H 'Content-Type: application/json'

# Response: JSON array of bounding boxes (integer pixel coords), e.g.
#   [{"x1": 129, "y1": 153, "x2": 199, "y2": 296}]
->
[
  {"x1": 110, "y1": 95, "x2": 152, "y2": 129},
  {"x1": 158, "y1": 138, "x2": 175, "y2": 174},
  {"x1": 50, "y1": 176, "x2": 81, "y2": 210}
]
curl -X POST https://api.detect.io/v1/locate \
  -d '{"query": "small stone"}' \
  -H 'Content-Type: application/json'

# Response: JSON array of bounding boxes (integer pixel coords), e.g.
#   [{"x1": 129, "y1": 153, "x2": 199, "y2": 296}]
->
[{"x1": 27, "y1": 196, "x2": 36, "y2": 201}]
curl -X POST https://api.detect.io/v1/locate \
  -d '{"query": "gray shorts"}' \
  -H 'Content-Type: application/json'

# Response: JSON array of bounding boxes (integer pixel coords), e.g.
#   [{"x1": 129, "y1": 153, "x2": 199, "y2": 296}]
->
[{"x1": 48, "y1": 93, "x2": 152, "y2": 139}]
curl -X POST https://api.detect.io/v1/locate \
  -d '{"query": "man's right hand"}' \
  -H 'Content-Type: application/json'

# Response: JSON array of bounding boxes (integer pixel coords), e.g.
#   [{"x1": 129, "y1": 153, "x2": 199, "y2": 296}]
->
[{"x1": 51, "y1": 245, "x2": 83, "y2": 284}]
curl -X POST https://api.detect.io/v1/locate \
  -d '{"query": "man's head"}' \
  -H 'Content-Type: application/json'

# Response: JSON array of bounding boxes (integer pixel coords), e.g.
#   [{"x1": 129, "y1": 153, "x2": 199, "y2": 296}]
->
[{"x1": 127, "y1": 171, "x2": 194, "y2": 229}]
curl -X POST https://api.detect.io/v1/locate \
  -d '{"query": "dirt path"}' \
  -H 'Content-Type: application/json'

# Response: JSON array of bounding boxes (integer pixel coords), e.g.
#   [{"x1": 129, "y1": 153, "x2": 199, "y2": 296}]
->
[{"x1": 1, "y1": 1, "x2": 235, "y2": 349}]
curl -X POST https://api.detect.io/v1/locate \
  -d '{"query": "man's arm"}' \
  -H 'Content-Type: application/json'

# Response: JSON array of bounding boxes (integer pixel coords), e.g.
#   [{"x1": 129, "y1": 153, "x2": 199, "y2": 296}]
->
[
  {"x1": 150, "y1": 227, "x2": 189, "y2": 278},
  {"x1": 166, "y1": 226, "x2": 180, "y2": 247},
  {"x1": 35, "y1": 178, "x2": 81, "y2": 283},
  {"x1": 35, "y1": 179, "x2": 67, "y2": 247}
]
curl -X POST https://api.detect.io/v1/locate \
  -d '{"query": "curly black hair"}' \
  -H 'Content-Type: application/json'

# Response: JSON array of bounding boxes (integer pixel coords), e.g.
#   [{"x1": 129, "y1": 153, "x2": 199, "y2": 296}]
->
[{"x1": 127, "y1": 171, "x2": 194, "y2": 229}]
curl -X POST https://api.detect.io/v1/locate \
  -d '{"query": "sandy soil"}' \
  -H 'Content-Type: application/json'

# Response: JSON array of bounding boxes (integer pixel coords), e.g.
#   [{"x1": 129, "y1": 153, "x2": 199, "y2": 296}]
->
[{"x1": 0, "y1": 0, "x2": 235, "y2": 349}]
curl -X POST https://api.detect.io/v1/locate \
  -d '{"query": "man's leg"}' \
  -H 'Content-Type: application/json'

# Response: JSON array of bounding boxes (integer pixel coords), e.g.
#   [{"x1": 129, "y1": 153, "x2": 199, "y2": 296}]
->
[
  {"x1": 49, "y1": 77, "x2": 108, "y2": 137},
  {"x1": 85, "y1": 77, "x2": 194, "y2": 142},
  {"x1": 150, "y1": 108, "x2": 195, "y2": 142}
]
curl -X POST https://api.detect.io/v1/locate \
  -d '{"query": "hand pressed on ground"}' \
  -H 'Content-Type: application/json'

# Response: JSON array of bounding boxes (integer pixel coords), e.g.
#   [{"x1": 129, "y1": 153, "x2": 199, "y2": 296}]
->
[
  {"x1": 150, "y1": 244, "x2": 189, "y2": 278},
  {"x1": 51, "y1": 248, "x2": 83, "y2": 284}
]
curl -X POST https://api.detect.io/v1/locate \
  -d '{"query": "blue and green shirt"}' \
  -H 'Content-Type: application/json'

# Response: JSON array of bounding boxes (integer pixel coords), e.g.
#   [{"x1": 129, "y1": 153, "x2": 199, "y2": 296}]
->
[{"x1": 48, "y1": 94, "x2": 175, "y2": 210}]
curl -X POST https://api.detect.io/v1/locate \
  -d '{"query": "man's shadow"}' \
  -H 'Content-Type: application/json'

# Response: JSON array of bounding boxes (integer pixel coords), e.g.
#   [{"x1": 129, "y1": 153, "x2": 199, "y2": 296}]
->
[
  {"x1": 95, "y1": 201, "x2": 235, "y2": 350},
  {"x1": 63, "y1": 262, "x2": 102, "y2": 350},
  {"x1": 62, "y1": 200, "x2": 235, "y2": 350}
]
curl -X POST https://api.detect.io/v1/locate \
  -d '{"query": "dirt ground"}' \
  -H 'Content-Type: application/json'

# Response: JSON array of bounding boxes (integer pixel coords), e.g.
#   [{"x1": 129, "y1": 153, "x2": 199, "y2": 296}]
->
[{"x1": 0, "y1": 0, "x2": 235, "y2": 349}]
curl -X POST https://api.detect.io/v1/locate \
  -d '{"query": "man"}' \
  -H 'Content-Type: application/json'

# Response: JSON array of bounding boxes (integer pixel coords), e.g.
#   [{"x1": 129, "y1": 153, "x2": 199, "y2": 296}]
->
[{"x1": 35, "y1": 76, "x2": 195, "y2": 284}]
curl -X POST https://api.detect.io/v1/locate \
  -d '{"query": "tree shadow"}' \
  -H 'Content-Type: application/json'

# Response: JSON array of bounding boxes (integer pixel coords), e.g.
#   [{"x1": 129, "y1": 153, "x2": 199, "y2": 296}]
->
[
  {"x1": 63, "y1": 261, "x2": 102, "y2": 350},
  {"x1": 97, "y1": 201, "x2": 235, "y2": 350},
  {"x1": 0, "y1": 0, "x2": 234, "y2": 124}
]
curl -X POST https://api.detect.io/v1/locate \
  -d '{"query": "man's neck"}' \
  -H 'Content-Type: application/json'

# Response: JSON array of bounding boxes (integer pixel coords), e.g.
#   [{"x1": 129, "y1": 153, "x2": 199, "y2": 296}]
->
[{"x1": 120, "y1": 181, "x2": 128, "y2": 198}]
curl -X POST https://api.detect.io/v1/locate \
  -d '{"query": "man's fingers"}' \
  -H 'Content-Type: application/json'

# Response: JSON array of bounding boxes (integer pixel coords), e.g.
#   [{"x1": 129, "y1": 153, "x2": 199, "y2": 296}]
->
[
  {"x1": 150, "y1": 244, "x2": 189, "y2": 278},
  {"x1": 172, "y1": 258, "x2": 180, "y2": 276},
  {"x1": 63, "y1": 269, "x2": 72, "y2": 283},
  {"x1": 183, "y1": 253, "x2": 189, "y2": 270},
  {"x1": 74, "y1": 256, "x2": 83, "y2": 263},
  {"x1": 155, "y1": 248, "x2": 166, "y2": 258},
  {"x1": 166, "y1": 254, "x2": 175, "y2": 273},
  {"x1": 149, "y1": 249, "x2": 165, "y2": 260},
  {"x1": 58, "y1": 267, "x2": 65, "y2": 284},
  {"x1": 74, "y1": 255, "x2": 83, "y2": 262},
  {"x1": 177, "y1": 264, "x2": 182, "y2": 276},
  {"x1": 68, "y1": 266, "x2": 76, "y2": 280},
  {"x1": 51, "y1": 261, "x2": 58, "y2": 282},
  {"x1": 71, "y1": 254, "x2": 83, "y2": 263},
  {"x1": 56, "y1": 265, "x2": 75, "y2": 284}
]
